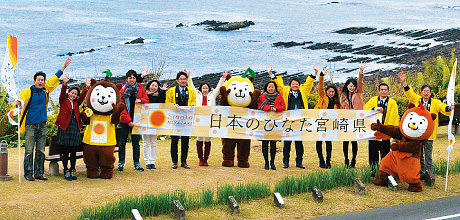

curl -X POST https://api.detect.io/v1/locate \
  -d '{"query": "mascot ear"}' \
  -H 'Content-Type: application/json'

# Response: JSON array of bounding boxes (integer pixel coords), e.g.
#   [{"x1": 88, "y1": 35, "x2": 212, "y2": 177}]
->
[
  {"x1": 116, "y1": 83, "x2": 123, "y2": 91},
  {"x1": 248, "y1": 76, "x2": 255, "y2": 83},
  {"x1": 431, "y1": 113, "x2": 437, "y2": 120},
  {"x1": 90, "y1": 79, "x2": 97, "y2": 86},
  {"x1": 408, "y1": 103, "x2": 416, "y2": 109}
]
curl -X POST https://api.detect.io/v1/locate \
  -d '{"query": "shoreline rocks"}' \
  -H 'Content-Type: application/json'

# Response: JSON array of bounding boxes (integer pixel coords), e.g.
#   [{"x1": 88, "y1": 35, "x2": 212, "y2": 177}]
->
[{"x1": 177, "y1": 20, "x2": 255, "y2": 31}]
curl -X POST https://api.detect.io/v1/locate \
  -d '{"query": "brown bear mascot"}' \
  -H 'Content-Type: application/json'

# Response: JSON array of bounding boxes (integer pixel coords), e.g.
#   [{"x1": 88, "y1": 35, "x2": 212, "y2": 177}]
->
[
  {"x1": 219, "y1": 68, "x2": 261, "y2": 168},
  {"x1": 80, "y1": 75, "x2": 125, "y2": 179},
  {"x1": 371, "y1": 102, "x2": 436, "y2": 192}
]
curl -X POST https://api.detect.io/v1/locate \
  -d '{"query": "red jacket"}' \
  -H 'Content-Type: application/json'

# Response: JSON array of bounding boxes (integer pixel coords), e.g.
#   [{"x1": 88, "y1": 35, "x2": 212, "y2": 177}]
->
[
  {"x1": 55, "y1": 84, "x2": 88, "y2": 131},
  {"x1": 119, "y1": 82, "x2": 149, "y2": 124},
  {"x1": 257, "y1": 93, "x2": 286, "y2": 112}
]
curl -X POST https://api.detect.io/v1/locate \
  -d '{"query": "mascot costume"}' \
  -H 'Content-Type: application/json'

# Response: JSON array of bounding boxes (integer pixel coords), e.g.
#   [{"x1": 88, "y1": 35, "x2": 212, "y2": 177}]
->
[
  {"x1": 371, "y1": 102, "x2": 436, "y2": 192},
  {"x1": 219, "y1": 68, "x2": 261, "y2": 167},
  {"x1": 81, "y1": 71, "x2": 125, "y2": 179}
]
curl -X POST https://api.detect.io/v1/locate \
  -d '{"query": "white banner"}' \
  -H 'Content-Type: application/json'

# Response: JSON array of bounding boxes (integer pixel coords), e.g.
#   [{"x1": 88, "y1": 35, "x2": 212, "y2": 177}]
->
[
  {"x1": 1, "y1": 35, "x2": 18, "y2": 100},
  {"x1": 132, "y1": 103, "x2": 378, "y2": 141}
]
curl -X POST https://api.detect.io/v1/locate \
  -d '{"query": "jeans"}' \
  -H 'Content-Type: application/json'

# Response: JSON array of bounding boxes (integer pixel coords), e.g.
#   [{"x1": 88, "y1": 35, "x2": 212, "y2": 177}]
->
[
  {"x1": 118, "y1": 123, "x2": 141, "y2": 164},
  {"x1": 420, "y1": 140, "x2": 434, "y2": 175},
  {"x1": 24, "y1": 123, "x2": 47, "y2": 177}
]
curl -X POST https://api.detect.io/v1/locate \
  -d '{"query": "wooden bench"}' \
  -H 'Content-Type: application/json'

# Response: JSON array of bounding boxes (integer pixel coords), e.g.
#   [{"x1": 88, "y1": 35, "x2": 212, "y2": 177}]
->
[{"x1": 45, "y1": 127, "x2": 121, "y2": 175}]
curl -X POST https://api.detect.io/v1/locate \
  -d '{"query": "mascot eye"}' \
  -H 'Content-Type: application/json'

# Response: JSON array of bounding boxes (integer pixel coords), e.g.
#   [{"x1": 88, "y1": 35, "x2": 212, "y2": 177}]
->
[
  {"x1": 97, "y1": 93, "x2": 100, "y2": 96},
  {"x1": 108, "y1": 95, "x2": 111, "y2": 98},
  {"x1": 245, "y1": 88, "x2": 247, "y2": 91},
  {"x1": 234, "y1": 87, "x2": 237, "y2": 90},
  {"x1": 410, "y1": 117, "x2": 412, "y2": 120},
  {"x1": 420, "y1": 122, "x2": 423, "y2": 124}
]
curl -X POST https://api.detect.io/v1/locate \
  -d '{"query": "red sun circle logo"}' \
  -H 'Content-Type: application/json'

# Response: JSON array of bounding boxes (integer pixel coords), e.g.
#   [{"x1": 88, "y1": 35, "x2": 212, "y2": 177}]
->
[{"x1": 149, "y1": 110, "x2": 166, "y2": 128}]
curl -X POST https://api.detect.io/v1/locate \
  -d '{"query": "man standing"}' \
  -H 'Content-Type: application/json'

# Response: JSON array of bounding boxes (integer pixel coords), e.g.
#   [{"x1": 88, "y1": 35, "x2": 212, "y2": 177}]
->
[
  {"x1": 398, "y1": 71, "x2": 455, "y2": 179},
  {"x1": 15, "y1": 58, "x2": 71, "y2": 181},
  {"x1": 118, "y1": 70, "x2": 149, "y2": 172},
  {"x1": 166, "y1": 71, "x2": 196, "y2": 169},
  {"x1": 363, "y1": 83, "x2": 399, "y2": 176}
]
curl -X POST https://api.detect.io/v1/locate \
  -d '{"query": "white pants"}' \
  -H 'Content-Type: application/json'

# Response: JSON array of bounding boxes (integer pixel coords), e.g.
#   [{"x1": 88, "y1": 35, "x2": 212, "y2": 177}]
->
[
  {"x1": 142, "y1": 134, "x2": 157, "y2": 165},
  {"x1": 197, "y1": 136, "x2": 211, "y2": 142}
]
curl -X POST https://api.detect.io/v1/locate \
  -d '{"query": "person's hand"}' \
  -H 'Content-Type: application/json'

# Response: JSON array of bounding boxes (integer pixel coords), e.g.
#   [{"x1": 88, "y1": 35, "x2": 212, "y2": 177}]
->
[
  {"x1": 271, "y1": 107, "x2": 277, "y2": 112},
  {"x1": 222, "y1": 70, "x2": 229, "y2": 79},
  {"x1": 85, "y1": 78, "x2": 91, "y2": 88},
  {"x1": 398, "y1": 71, "x2": 407, "y2": 87},
  {"x1": 61, "y1": 58, "x2": 71, "y2": 71},
  {"x1": 140, "y1": 68, "x2": 149, "y2": 78},
  {"x1": 375, "y1": 107, "x2": 384, "y2": 114},
  {"x1": 62, "y1": 73, "x2": 70, "y2": 85},
  {"x1": 450, "y1": 103, "x2": 455, "y2": 110},
  {"x1": 161, "y1": 83, "x2": 169, "y2": 90},
  {"x1": 267, "y1": 65, "x2": 273, "y2": 76},
  {"x1": 184, "y1": 69, "x2": 190, "y2": 78},
  {"x1": 322, "y1": 67, "x2": 328, "y2": 75},
  {"x1": 358, "y1": 62, "x2": 367, "y2": 73},
  {"x1": 128, "y1": 122, "x2": 134, "y2": 128},
  {"x1": 174, "y1": 104, "x2": 180, "y2": 107},
  {"x1": 313, "y1": 64, "x2": 319, "y2": 75},
  {"x1": 135, "y1": 99, "x2": 141, "y2": 103}
]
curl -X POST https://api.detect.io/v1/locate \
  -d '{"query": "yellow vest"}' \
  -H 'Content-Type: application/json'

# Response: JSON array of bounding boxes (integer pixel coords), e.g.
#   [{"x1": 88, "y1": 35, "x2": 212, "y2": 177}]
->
[{"x1": 82, "y1": 114, "x2": 117, "y2": 146}]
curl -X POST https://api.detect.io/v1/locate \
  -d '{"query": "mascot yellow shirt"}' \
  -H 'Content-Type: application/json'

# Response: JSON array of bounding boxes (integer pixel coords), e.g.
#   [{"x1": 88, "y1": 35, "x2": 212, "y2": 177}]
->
[{"x1": 82, "y1": 114, "x2": 117, "y2": 146}]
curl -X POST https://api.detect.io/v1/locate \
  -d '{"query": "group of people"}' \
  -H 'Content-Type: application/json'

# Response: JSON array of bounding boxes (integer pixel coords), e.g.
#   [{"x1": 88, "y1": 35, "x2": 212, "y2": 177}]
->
[{"x1": 16, "y1": 58, "x2": 454, "y2": 181}]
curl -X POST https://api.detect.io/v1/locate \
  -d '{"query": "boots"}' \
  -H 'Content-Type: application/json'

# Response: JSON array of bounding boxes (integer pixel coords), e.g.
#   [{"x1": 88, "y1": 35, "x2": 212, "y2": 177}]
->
[
  {"x1": 350, "y1": 159, "x2": 356, "y2": 168},
  {"x1": 270, "y1": 148, "x2": 276, "y2": 170},
  {"x1": 203, "y1": 141, "x2": 211, "y2": 166},
  {"x1": 344, "y1": 158, "x2": 349, "y2": 168},
  {"x1": 197, "y1": 141, "x2": 204, "y2": 166},
  {"x1": 262, "y1": 148, "x2": 269, "y2": 170}
]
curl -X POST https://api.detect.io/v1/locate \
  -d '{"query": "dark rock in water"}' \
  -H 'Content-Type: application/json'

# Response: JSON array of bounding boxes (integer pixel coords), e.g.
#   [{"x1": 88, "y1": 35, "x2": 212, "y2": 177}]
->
[
  {"x1": 330, "y1": 1, "x2": 340, "y2": 3},
  {"x1": 193, "y1": 20, "x2": 254, "y2": 31},
  {"x1": 125, "y1": 37, "x2": 144, "y2": 44},
  {"x1": 326, "y1": 56, "x2": 351, "y2": 62},
  {"x1": 194, "y1": 20, "x2": 227, "y2": 26},
  {"x1": 208, "y1": 20, "x2": 255, "y2": 31},
  {"x1": 67, "y1": 52, "x2": 74, "y2": 56},
  {"x1": 335, "y1": 27, "x2": 376, "y2": 35},
  {"x1": 176, "y1": 23, "x2": 185, "y2": 27},
  {"x1": 77, "y1": 51, "x2": 85, "y2": 54},
  {"x1": 87, "y1": 48, "x2": 96, "y2": 52},
  {"x1": 272, "y1": 41, "x2": 311, "y2": 48}
]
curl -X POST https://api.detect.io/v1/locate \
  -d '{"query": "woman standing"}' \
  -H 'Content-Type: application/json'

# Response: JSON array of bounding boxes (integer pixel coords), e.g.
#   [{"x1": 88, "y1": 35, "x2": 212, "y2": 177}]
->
[
  {"x1": 314, "y1": 65, "x2": 340, "y2": 169},
  {"x1": 55, "y1": 74, "x2": 90, "y2": 181},
  {"x1": 340, "y1": 62, "x2": 366, "y2": 168},
  {"x1": 143, "y1": 79, "x2": 168, "y2": 169},
  {"x1": 257, "y1": 81, "x2": 286, "y2": 170},
  {"x1": 187, "y1": 70, "x2": 227, "y2": 166}
]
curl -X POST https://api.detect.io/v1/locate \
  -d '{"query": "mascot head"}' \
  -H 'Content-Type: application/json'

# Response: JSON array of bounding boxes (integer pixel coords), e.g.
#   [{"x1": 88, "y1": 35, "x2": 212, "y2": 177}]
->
[
  {"x1": 400, "y1": 102, "x2": 437, "y2": 140},
  {"x1": 222, "y1": 68, "x2": 255, "y2": 107},
  {"x1": 85, "y1": 76, "x2": 122, "y2": 115}
]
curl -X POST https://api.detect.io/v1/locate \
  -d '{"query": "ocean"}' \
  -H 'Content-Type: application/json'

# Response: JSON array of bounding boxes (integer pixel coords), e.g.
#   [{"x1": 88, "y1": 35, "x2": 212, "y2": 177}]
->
[{"x1": 1, "y1": 0, "x2": 460, "y2": 96}]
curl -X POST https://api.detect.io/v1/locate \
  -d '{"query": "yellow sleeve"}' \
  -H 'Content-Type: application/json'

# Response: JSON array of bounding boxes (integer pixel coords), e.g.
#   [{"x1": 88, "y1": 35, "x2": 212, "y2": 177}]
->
[
  {"x1": 403, "y1": 86, "x2": 421, "y2": 105},
  {"x1": 165, "y1": 87, "x2": 175, "y2": 104},
  {"x1": 434, "y1": 99, "x2": 452, "y2": 116},
  {"x1": 300, "y1": 75, "x2": 315, "y2": 95},
  {"x1": 363, "y1": 97, "x2": 377, "y2": 110},
  {"x1": 272, "y1": 75, "x2": 289, "y2": 93},
  {"x1": 318, "y1": 75, "x2": 325, "y2": 98},
  {"x1": 45, "y1": 74, "x2": 61, "y2": 93}
]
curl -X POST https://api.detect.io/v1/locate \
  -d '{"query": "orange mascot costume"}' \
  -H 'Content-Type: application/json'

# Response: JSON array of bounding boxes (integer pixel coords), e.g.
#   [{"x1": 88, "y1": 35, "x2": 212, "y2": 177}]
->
[{"x1": 371, "y1": 102, "x2": 436, "y2": 192}]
